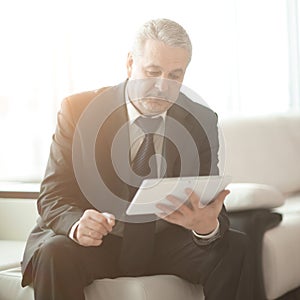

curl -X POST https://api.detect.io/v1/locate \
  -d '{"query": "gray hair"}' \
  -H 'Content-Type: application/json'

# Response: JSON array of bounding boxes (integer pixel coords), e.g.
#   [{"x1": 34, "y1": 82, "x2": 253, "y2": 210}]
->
[{"x1": 132, "y1": 18, "x2": 192, "y2": 62}]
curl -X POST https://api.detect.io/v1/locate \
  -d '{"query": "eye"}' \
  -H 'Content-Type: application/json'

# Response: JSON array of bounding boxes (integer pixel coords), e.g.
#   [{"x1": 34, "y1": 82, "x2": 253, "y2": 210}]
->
[
  {"x1": 168, "y1": 73, "x2": 182, "y2": 81},
  {"x1": 168, "y1": 74, "x2": 180, "y2": 80},
  {"x1": 146, "y1": 71, "x2": 161, "y2": 77}
]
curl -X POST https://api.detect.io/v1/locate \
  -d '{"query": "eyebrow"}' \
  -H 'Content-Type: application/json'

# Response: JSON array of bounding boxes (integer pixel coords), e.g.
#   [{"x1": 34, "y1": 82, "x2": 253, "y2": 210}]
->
[
  {"x1": 170, "y1": 69, "x2": 184, "y2": 74},
  {"x1": 145, "y1": 64, "x2": 184, "y2": 73}
]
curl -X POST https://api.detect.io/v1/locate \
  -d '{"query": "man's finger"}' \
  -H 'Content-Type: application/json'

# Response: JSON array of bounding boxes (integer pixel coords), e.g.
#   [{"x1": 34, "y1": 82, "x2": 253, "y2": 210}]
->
[
  {"x1": 210, "y1": 189, "x2": 230, "y2": 208},
  {"x1": 80, "y1": 216, "x2": 111, "y2": 236},
  {"x1": 156, "y1": 203, "x2": 178, "y2": 215},
  {"x1": 79, "y1": 236, "x2": 103, "y2": 247},
  {"x1": 102, "y1": 212, "x2": 116, "y2": 226},
  {"x1": 86, "y1": 211, "x2": 115, "y2": 232},
  {"x1": 84, "y1": 229, "x2": 103, "y2": 240},
  {"x1": 185, "y1": 188, "x2": 201, "y2": 210},
  {"x1": 165, "y1": 195, "x2": 190, "y2": 214}
]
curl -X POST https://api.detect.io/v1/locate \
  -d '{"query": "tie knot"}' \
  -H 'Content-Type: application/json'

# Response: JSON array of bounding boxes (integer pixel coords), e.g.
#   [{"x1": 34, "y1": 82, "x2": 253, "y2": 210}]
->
[{"x1": 135, "y1": 116, "x2": 162, "y2": 134}]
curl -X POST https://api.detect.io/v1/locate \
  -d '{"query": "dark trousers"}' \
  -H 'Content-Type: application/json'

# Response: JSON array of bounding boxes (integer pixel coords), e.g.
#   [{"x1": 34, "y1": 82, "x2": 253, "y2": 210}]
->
[{"x1": 28, "y1": 227, "x2": 253, "y2": 300}]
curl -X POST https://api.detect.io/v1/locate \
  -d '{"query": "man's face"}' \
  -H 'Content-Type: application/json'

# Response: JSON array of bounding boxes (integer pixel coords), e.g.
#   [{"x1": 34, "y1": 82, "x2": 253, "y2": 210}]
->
[{"x1": 126, "y1": 39, "x2": 190, "y2": 116}]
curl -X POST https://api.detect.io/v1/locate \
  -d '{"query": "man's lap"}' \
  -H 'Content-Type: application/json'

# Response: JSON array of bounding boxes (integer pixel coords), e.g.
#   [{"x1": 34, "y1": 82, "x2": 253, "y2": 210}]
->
[
  {"x1": 148, "y1": 225, "x2": 229, "y2": 283},
  {"x1": 28, "y1": 226, "x2": 245, "y2": 286}
]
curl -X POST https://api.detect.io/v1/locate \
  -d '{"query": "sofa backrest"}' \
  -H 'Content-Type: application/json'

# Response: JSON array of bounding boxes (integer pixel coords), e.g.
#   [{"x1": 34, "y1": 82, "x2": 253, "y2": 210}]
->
[
  {"x1": 0, "y1": 199, "x2": 38, "y2": 241},
  {"x1": 219, "y1": 113, "x2": 300, "y2": 194}
]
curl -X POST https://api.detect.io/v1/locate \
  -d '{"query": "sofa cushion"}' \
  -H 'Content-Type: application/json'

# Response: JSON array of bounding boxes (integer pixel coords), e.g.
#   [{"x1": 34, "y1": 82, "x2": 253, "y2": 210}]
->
[
  {"x1": 0, "y1": 199, "x2": 38, "y2": 241},
  {"x1": 0, "y1": 267, "x2": 204, "y2": 300},
  {"x1": 274, "y1": 193, "x2": 300, "y2": 215},
  {"x1": 224, "y1": 183, "x2": 285, "y2": 212},
  {"x1": 85, "y1": 274, "x2": 204, "y2": 300},
  {"x1": 0, "y1": 241, "x2": 25, "y2": 271},
  {"x1": 219, "y1": 113, "x2": 300, "y2": 194},
  {"x1": 0, "y1": 268, "x2": 33, "y2": 300}
]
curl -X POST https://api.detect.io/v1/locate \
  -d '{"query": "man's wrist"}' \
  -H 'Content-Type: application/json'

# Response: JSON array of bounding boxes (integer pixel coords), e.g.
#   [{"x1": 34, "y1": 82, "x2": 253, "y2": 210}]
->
[
  {"x1": 192, "y1": 220, "x2": 220, "y2": 239},
  {"x1": 68, "y1": 220, "x2": 80, "y2": 242}
]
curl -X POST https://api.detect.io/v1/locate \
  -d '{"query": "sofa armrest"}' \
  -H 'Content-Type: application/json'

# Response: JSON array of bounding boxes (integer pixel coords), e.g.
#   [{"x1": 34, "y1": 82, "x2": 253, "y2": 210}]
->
[
  {"x1": 225, "y1": 183, "x2": 285, "y2": 212},
  {"x1": 228, "y1": 209, "x2": 282, "y2": 300}
]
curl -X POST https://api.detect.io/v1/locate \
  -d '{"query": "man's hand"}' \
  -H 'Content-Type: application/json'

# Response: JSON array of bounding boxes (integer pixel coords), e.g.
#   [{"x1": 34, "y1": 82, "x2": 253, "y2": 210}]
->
[
  {"x1": 74, "y1": 210, "x2": 115, "y2": 247},
  {"x1": 156, "y1": 189, "x2": 230, "y2": 235}
]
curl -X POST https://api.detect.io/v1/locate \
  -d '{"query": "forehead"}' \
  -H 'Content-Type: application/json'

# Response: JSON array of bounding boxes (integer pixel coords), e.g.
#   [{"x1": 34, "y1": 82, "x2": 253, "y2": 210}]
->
[{"x1": 137, "y1": 39, "x2": 190, "y2": 71}]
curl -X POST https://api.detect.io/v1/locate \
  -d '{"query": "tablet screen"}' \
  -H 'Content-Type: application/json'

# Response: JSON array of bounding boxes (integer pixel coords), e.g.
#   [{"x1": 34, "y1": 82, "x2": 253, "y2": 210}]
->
[{"x1": 126, "y1": 175, "x2": 231, "y2": 215}]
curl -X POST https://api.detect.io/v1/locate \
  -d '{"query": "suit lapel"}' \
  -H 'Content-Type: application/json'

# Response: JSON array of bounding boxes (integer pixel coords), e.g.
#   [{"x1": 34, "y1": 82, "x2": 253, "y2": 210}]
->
[
  {"x1": 164, "y1": 95, "x2": 195, "y2": 177},
  {"x1": 96, "y1": 82, "x2": 133, "y2": 201}
]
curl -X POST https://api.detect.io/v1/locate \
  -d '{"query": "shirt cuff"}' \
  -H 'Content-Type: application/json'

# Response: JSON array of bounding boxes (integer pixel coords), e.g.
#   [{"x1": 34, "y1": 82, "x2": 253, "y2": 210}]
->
[
  {"x1": 192, "y1": 220, "x2": 220, "y2": 239},
  {"x1": 68, "y1": 220, "x2": 80, "y2": 242}
]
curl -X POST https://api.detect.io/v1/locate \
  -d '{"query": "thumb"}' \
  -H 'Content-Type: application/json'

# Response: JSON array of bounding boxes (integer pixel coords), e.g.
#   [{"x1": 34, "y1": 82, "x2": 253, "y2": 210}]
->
[
  {"x1": 102, "y1": 212, "x2": 116, "y2": 226},
  {"x1": 213, "y1": 189, "x2": 230, "y2": 206}
]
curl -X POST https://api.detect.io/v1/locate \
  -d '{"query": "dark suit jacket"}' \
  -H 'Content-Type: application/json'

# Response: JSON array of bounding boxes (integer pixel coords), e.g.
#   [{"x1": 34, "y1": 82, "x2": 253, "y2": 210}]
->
[{"x1": 21, "y1": 81, "x2": 229, "y2": 285}]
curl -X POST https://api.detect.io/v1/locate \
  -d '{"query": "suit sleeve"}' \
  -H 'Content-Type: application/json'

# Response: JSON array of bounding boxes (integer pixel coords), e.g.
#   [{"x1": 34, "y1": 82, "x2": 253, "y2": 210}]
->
[
  {"x1": 193, "y1": 110, "x2": 230, "y2": 246},
  {"x1": 198, "y1": 111, "x2": 219, "y2": 176},
  {"x1": 37, "y1": 97, "x2": 91, "y2": 236}
]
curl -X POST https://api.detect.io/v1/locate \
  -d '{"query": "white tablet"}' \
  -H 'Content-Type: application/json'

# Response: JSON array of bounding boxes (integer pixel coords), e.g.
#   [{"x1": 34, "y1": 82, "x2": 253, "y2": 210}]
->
[{"x1": 126, "y1": 175, "x2": 231, "y2": 215}]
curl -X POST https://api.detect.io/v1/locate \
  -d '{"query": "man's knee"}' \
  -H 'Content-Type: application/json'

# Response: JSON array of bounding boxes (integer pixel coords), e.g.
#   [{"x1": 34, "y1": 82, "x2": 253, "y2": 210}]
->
[
  {"x1": 227, "y1": 229, "x2": 250, "y2": 248},
  {"x1": 33, "y1": 235, "x2": 75, "y2": 268},
  {"x1": 225, "y1": 229, "x2": 253, "y2": 267}
]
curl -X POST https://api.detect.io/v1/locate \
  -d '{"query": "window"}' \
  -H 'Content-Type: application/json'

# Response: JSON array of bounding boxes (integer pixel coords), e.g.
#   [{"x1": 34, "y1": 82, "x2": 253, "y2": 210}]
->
[{"x1": 0, "y1": 0, "x2": 299, "y2": 182}]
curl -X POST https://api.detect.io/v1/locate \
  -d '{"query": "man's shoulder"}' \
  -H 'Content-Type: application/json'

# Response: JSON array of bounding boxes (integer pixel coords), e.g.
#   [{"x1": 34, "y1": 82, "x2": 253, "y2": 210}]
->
[
  {"x1": 63, "y1": 86, "x2": 111, "y2": 110},
  {"x1": 59, "y1": 82, "x2": 126, "y2": 122},
  {"x1": 178, "y1": 91, "x2": 217, "y2": 117},
  {"x1": 171, "y1": 92, "x2": 218, "y2": 127}
]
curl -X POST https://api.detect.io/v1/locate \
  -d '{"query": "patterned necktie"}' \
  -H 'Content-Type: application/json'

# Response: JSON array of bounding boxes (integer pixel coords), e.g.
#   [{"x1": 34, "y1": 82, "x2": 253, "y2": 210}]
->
[
  {"x1": 131, "y1": 116, "x2": 162, "y2": 178},
  {"x1": 119, "y1": 116, "x2": 162, "y2": 276}
]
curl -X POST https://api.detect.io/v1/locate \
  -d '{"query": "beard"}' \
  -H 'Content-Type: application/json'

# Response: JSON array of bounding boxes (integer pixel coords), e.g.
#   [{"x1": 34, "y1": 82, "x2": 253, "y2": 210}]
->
[
  {"x1": 127, "y1": 78, "x2": 181, "y2": 116},
  {"x1": 134, "y1": 97, "x2": 173, "y2": 116}
]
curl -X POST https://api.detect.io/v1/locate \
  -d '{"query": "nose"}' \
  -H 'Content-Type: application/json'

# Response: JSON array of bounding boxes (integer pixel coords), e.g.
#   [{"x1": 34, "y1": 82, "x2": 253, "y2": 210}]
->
[{"x1": 154, "y1": 77, "x2": 169, "y2": 93}]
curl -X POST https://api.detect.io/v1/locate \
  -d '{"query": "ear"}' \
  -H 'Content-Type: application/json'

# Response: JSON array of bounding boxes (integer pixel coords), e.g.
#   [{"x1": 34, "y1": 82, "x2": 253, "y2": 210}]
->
[{"x1": 126, "y1": 52, "x2": 134, "y2": 78}]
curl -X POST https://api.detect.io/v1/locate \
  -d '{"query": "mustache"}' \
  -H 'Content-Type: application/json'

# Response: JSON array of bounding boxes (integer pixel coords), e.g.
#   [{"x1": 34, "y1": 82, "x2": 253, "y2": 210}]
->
[
  {"x1": 143, "y1": 92, "x2": 169, "y2": 99},
  {"x1": 132, "y1": 88, "x2": 176, "y2": 102},
  {"x1": 127, "y1": 79, "x2": 181, "y2": 102}
]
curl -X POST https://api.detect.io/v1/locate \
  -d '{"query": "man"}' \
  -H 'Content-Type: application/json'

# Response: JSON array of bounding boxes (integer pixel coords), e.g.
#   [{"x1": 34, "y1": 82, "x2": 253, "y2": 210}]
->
[{"x1": 21, "y1": 18, "x2": 253, "y2": 299}]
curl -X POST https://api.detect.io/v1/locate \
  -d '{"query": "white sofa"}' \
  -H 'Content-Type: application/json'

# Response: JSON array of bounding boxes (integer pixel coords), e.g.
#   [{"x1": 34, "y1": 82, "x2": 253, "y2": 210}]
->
[
  {"x1": 0, "y1": 113, "x2": 300, "y2": 300},
  {"x1": 220, "y1": 113, "x2": 300, "y2": 300}
]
